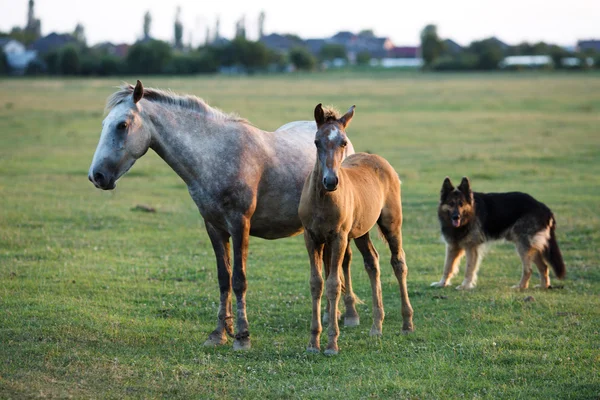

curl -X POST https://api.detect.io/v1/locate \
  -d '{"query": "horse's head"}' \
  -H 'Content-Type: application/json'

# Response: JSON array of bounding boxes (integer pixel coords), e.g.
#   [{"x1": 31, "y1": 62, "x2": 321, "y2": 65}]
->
[
  {"x1": 313, "y1": 103, "x2": 355, "y2": 191},
  {"x1": 88, "y1": 80, "x2": 152, "y2": 190}
]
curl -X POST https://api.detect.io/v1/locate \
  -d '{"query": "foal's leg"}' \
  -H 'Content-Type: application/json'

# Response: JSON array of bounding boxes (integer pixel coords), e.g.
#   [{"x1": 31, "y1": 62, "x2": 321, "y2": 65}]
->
[
  {"x1": 342, "y1": 242, "x2": 361, "y2": 327},
  {"x1": 230, "y1": 215, "x2": 252, "y2": 350},
  {"x1": 204, "y1": 222, "x2": 233, "y2": 346},
  {"x1": 354, "y1": 232, "x2": 384, "y2": 336},
  {"x1": 379, "y1": 210, "x2": 414, "y2": 333},
  {"x1": 304, "y1": 231, "x2": 324, "y2": 353},
  {"x1": 324, "y1": 234, "x2": 348, "y2": 355},
  {"x1": 323, "y1": 245, "x2": 354, "y2": 324}
]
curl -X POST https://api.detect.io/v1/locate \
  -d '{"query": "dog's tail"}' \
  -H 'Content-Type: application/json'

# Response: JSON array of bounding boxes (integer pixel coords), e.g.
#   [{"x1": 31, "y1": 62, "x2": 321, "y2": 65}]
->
[{"x1": 543, "y1": 216, "x2": 566, "y2": 279}]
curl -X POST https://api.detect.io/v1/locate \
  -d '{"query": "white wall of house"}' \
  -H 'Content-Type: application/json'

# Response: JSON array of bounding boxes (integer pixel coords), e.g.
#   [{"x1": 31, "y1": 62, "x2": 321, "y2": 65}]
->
[{"x1": 2, "y1": 40, "x2": 26, "y2": 55}]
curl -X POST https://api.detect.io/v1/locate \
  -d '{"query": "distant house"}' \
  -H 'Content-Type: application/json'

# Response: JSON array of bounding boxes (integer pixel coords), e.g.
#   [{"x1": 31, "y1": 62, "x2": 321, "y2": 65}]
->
[
  {"x1": 93, "y1": 42, "x2": 129, "y2": 58},
  {"x1": 388, "y1": 46, "x2": 419, "y2": 58},
  {"x1": 305, "y1": 38, "x2": 326, "y2": 55},
  {"x1": 0, "y1": 38, "x2": 37, "y2": 74},
  {"x1": 327, "y1": 31, "x2": 393, "y2": 61},
  {"x1": 443, "y1": 39, "x2": 463, "y2": 55},
  {"x1": 31, "y1": 32, "x2": 77, "y2": 54},
  {"x1": 577, "y1": 40, "x2": 600, "y2": 53},
  {"x1": 499, "y1": 55, "x2": 553, "y2": 68},
  {"x1": 259, "y1": 33, "x2": 303, "y2": 53},
  {"x1": 488, "y1": 37, "x2": 510, "y2": 51}
]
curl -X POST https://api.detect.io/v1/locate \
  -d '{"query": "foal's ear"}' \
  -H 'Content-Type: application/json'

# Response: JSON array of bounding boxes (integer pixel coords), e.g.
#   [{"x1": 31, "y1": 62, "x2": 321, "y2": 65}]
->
[
  {"x1": 133, "y1": 80, "x2": 144, "y2": 104},
  {"x1": 441, "y1": 177, "x2": 454, "y2": 202},
  {"x1": 339, "y1": 105, "x2": 355, "y2": 129},
  {"x1": 314, "y1": 103, "x2": 325, "y2": 128}
]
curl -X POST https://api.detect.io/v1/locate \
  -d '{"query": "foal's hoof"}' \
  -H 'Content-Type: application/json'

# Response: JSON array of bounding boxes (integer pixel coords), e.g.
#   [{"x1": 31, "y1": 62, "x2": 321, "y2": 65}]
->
[
  {"x1": 401, "y1": 323, "x2": 415, "y2": 334},
  {"x1": 233, "y1": 338, "x2": 251, "y2": 351},
  {"x1": 324, "y1": 348, "x2": 339, "y2": 356},
  {"x1": 203, "y1": 332, "x2": 227, "y2": 347},
  {"x1": 511, "y1": 284, "x2": 527, "y2": 290},
  {"x1": 344, "y1": 316, "x2": 360, "y2": 327},
  {"x1": 306, "y1": 346, "x2": 320, "y2": 354}
]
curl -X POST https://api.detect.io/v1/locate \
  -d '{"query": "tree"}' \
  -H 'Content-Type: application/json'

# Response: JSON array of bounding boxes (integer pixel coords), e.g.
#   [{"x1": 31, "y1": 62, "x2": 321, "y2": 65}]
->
[
  {"x1": 0, "y1": 51, "x2": 9, "y2": 75},
  {"x1": 59, "y1": 45, "x2": 81, "y2": 75},
  {"x1": 358, "y1": 29, "x2": 375, "y2": 38},
  {"x1": 469, "y1": 38, "x2": 504, "y2": 70},
  {"x1": 289, "y1": 47, "x2": 317, "y2": 71},
  {"x1": 174, "y1": 7, "x2": 183, "y2": 49},
  {"x1": 319, "y1": 44, "x2": 347, "y2": 61},
  {"x1": 127, "y1": 39, "x2": 172, "y2": 74},
  {"x1": 235, "y1": 16, "x2": 246, "y2": 39},
  {"x1": 420, "y1": 24, "x2": 443, "y2": 68},
  {"x1": 258, "y1": 11, "x2": 265, "y2": 39},
  {"x1": 143, "y1": 11, "x2": 152, "y2": 39},
  {"x1": 73, "y1": 23, "x2": 86, "y2": 46},
  {"x1": 356, "y1": 51, "x2": 371, "y2": 66}
]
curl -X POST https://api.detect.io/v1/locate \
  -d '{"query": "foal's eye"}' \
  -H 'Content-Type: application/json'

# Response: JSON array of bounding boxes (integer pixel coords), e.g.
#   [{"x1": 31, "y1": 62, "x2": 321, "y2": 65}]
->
[
  {"x1": 117, "y1": 121, "x2": 128, "y2": 130},
  {"x1": 314, "y1": 139, "x2": 320, "y2": 147},
  {"x1": 340, "y1": 140, "x2": 348, "y2": 148}
]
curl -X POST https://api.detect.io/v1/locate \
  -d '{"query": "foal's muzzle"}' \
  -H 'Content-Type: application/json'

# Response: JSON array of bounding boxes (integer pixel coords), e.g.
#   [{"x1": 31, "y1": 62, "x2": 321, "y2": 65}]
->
[{"x1": 323, "y1": 175, "x2": 339, "y2": 191}]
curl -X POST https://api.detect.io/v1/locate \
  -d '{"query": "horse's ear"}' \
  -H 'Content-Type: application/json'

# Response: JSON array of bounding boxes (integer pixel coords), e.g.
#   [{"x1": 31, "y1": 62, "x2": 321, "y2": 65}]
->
[
  {"x1": 133, "y1": 80, "x2": 144, "y2": 104},
  {"x1": 339, "y1": 105, "x2": 355, "y2": 129},
  {"x1": 458, "y1": 176, "x2": 473, "y2": 202},
  {"x1": 441, "y1": 177, "x2": 454, "y2": 202},
  {"x1": 314, "y1": 103, "x2": 325, "y2": 128}
]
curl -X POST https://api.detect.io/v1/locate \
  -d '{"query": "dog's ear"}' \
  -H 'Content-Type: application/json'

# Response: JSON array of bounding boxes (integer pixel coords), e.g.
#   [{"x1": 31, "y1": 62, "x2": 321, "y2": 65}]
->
[
  {"x1": 339, "y1": 105, "x2": 355, "y2": 130},
  {"x1": 441, "y1": 177, "x2": 454, "y2": 202},
  {"x1": 314, "y1": 103, "x2": 325, "y2": 128},
  {"x1": 458, "y1": 176, "x2": 473, "y2": 202}
]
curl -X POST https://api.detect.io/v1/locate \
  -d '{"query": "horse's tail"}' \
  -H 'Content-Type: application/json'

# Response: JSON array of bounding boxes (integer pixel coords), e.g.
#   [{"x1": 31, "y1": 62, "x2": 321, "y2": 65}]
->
[{"x1": 543, "y1": 216, "x2": 566, "y2": 279}]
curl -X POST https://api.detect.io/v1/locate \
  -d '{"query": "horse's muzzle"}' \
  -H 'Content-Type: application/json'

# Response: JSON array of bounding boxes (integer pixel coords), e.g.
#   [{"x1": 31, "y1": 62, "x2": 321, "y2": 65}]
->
[{"x1": 89, "y1": 171, "x2": 116, "y2": 190}]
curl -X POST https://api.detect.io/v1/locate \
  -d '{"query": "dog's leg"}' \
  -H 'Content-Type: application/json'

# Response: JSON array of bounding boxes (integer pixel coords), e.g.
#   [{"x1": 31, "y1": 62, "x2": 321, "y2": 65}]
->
[
  {"x1": 431, "y1": 244, "x2": 464, "y2": 287},
  {"x1": 456, "y1": 246, "x2": 482, "y2": 290},
  {"x1": 512, "y1": 244, "x2": 533, "y2": 289},
  {"x1": 533, "y1": 251, "x2": 551, "y2": 289}
]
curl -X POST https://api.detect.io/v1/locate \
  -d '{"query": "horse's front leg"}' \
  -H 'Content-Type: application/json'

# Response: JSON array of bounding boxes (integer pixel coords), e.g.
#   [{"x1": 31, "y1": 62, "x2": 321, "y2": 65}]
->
[
  {"x1": 325, "y1": 234, "x2": 347, "y2": 356},
  {"x1": 304, "y1": 231, "x2": 324, "y2": 353},
  {"x1": 231, "y1": 215, "x2": 252, "y2": 350},
  {"x1": 204, "y1": 222, "x2": 233, "y2": 346}
]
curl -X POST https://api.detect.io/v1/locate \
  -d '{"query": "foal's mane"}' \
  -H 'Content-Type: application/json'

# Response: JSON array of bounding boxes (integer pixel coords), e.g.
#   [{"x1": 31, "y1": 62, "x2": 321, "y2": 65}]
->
[
  {"x1": 105, "y1": 83, "x2": 248, "y2": 123},
  {"x1": 322, "y1": 106, "x2": 341, "y2": 123}
]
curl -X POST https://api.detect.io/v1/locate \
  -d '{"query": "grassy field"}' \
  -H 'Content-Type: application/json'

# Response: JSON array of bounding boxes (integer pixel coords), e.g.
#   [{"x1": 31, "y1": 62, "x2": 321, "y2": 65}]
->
[{"x1": 1, "y1": 72, "x2": 599, "y2": 399}]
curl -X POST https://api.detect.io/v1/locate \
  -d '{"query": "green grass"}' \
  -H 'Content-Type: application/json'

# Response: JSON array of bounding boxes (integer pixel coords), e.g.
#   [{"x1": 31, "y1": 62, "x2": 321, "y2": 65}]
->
[{"x1": 1, "y1": 72, "x2": 599, "y2": 399}]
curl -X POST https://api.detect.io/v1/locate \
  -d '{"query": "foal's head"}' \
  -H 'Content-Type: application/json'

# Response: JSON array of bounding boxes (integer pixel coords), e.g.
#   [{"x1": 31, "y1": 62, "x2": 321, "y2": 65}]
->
[
  {"x1": 313, "y1": 103, "x2": 355, "y2": 191},
  {"x1": 89, "y1": 80, "x2": 152, "y2": 190}
]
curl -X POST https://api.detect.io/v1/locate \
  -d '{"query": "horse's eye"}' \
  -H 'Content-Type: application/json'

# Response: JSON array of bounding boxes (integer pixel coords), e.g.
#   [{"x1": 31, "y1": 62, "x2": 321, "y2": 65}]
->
[
  {"x1": 314, "y1": 139, "x2": 320, "y2": 147},
  {"x1": 117, "y1": 122, "x2": 128, "y2": 130},
  {"x1": 340, "y1": 141, "x2": 348, "y2": 148}
]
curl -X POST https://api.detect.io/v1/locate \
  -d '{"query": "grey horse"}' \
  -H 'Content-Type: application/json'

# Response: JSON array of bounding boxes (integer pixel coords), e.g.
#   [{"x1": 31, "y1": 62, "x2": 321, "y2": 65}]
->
[{"x1": 88, "y1": 80, "x2": 356, "y2": 350}]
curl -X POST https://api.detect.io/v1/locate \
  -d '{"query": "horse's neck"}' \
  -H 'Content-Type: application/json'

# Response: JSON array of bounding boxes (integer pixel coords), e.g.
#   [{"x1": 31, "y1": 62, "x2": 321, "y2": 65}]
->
[{"x1": 145, "y1": 103, "x2": 232, "y2": 186}]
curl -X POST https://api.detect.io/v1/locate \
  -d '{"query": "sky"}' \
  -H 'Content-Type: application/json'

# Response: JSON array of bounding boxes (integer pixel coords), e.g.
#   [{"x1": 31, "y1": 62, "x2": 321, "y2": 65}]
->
[{"x1": 0, "y1": 0, "x2": 598, "y2": 48}]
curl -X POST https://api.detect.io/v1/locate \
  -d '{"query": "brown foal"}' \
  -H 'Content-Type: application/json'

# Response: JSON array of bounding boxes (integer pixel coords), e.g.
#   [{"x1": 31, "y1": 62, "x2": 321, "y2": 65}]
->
[{"x1": 298, "y1": 104, "x2": 414, "y2": 355}]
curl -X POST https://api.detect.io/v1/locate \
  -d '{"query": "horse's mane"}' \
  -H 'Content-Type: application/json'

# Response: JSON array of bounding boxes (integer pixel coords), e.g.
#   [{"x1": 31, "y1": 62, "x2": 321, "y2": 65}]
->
[{"x1": 105, "y1": 83, "x2": 248, "y2": 123}]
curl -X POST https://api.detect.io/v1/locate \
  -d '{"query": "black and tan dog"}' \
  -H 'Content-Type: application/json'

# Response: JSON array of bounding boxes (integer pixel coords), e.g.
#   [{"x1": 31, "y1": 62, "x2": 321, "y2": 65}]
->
[{"x1": 432, "y1": 177, "x2": 565, "y2": 290}]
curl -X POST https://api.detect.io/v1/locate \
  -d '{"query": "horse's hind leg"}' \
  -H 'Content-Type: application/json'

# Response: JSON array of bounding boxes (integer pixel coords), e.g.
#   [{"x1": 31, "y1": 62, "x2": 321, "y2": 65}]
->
[
  {"x1": 342, "y1": 242, "x2": 360, "y2": 327},
  {"x1": 354, "y1": 232, "x2": 384, "y2": 336},
  {"x1": 378, "y1": 206, "x2": 414, "y2": 333},
  {"x1": 204, "y1": 222, "x2": 233, "y2": 346}
]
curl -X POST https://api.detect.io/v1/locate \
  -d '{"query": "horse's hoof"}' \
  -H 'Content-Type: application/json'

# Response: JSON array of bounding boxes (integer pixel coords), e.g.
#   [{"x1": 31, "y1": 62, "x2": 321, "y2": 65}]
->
[
  {"x1": 401, "y1": 324, "x2": 415, "y2": 334},
  {"x1": 344, "y1": 316, "x2": 360, "y2": 327},
  {"x1": 511, "y1": 284, "x2": 527, "y2": 290},
  {"x1": 456, "y1": 283, "x2": 475, "y2": 290},
  {"x1": 233, "y1": 338, "x2": 251, "y2": 351},
  {"x1": 430, "y1": 281, "x2": 448, "y2": 288},
  {"x1": 306, "y1": 346, "x2": 320, "y2": 354},
  {"x1": 203, "y1": 333, "x2": 227, "y2": 347},
  {"x1": 369, "y1": 327, "x2": 382, "y2": 337},
  {"x1": 324, "y1": 348, "x2": 339, "y2": 356}
]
